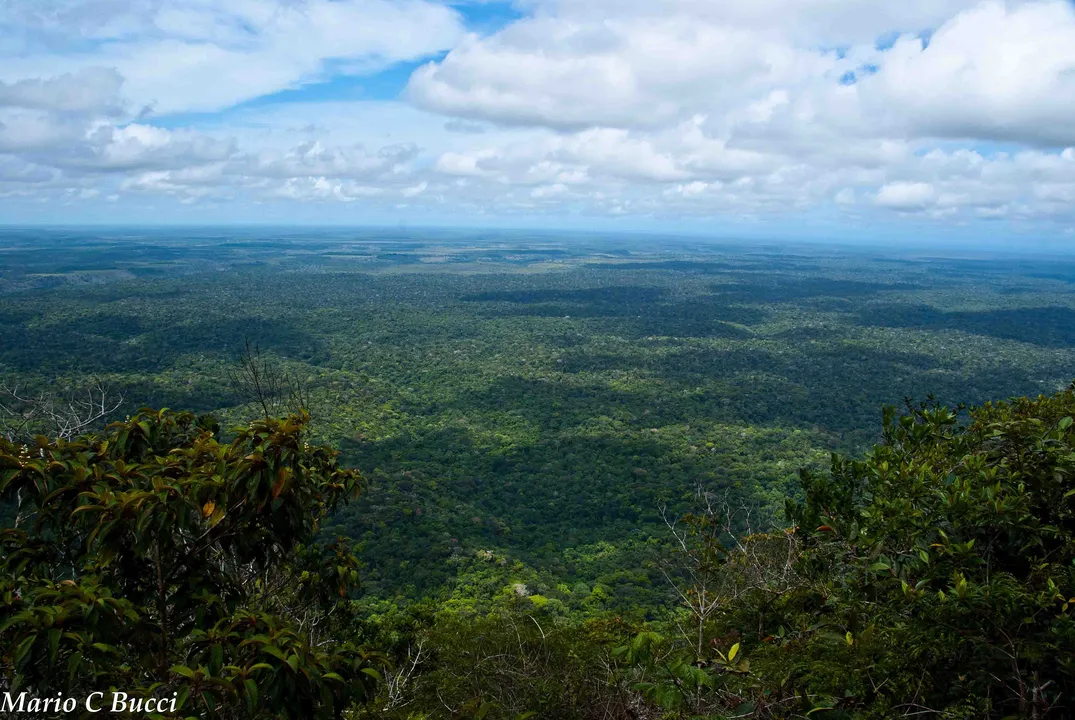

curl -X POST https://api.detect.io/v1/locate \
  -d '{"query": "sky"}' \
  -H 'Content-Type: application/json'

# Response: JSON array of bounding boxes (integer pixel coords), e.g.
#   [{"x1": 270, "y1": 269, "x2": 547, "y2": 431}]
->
[{"x1": 1, "y1": 0, "x2": 1075, "y2": 242}]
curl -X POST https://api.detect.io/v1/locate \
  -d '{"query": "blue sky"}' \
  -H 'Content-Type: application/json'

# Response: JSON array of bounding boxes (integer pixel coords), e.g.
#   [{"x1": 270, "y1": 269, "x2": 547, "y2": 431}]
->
[{"x1": 1, "y1": 0, "x2": 1074, "y2": 243}]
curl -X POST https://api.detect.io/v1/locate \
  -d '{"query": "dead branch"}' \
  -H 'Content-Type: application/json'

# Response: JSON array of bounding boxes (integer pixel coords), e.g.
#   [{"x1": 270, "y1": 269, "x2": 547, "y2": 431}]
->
[{"x1": 0, "y1": 377, "x2": 123, "y2": 442}]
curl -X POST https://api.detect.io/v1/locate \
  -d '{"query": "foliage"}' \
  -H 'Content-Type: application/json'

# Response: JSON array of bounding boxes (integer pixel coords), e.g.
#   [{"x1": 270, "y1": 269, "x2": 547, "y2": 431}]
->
[
  {"x1": 402, "y1": 386, "x2": 1075, "y2": 720},
  {"x1": 0, "y1": 409, "x2": 384, "y2": 719},
  {"x1": 0, "y1": 377, "x2": 123, "y2": 442},
  {"x1": 349, "y1": 589, "x2": 644, "y2": 720},
  {"x1": 630, "y1": 387, "x2": 1075, "y2": 718},
  {"x1": 344, "y1": 376, "x2": 1075, "y2": 719},
  {"x1": 769, "y1": 387, "x2": 1075, "y2": 717},
  {"x1": 3, "y1": 231, "x2": 1075, "y2": 718},
  {"x1": 3, "y1": 232, "x2": 1073, "y2": 603}
]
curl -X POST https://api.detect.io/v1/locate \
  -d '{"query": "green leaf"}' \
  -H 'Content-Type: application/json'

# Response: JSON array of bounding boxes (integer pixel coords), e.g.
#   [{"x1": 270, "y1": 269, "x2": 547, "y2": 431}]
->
[
  {"x1": 260, "y1": 645, "x2": 286, "y2": 661},
  {"x1": 244, "y1": 679, "x2": 258, "y2": 713},
  {"x1": 13, "y1": 634, "x2": 36, "y2": 668},
  {"x1": 727, "y1": 642, "x2": 740, "y2": 662},
  {"x1": 67, "y1": 651, "x2": 83, "y2": 685},
  {"x1": 174, "y1": 686, "x2": 191, "y2": 711},
  {"x1": 47, "y1": 628, "x2": 61, "y2": 665}
]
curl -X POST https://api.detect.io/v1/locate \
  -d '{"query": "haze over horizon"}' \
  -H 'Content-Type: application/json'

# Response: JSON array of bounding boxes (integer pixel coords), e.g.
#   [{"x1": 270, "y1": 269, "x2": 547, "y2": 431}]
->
[{"x1": 2, "y1": 0, "x2": 1074, "y2": 244}]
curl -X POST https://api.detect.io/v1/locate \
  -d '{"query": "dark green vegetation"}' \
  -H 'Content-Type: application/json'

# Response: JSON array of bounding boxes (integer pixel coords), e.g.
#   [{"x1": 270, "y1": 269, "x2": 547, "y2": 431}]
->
[
  {"x1": 0, "y1": 409, "x2": 383, "y2": 718},
  {"x1": 2, "y1": 228, "x2": 1075, "y2": 717},
  {"x1": 3, "y1": 389, "x2": 1074, "y2": 718},
  {"x1": 351, "y1": 388, "x2": 1075, "y2": 718}
]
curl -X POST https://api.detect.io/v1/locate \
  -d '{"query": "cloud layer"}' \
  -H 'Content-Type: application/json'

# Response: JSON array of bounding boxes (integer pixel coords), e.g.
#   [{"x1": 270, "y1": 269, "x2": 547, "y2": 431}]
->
[{"x1": 1, "y1": 0, "x2": 1075, "y2": 235}]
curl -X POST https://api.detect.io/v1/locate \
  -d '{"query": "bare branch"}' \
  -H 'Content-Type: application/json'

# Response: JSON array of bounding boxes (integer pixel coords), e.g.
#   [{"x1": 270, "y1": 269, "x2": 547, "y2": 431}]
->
[
  {"x1": 227, "y1": 338, "x2": 315, "y2": 423},
  {"x1": 0, "y1": 377, "x2": 123, "y2": 442}
]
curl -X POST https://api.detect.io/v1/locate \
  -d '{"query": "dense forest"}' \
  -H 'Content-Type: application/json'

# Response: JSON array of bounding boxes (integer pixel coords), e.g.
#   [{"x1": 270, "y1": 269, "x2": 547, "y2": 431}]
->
[{"x1": 1, "y1": 228, "x2": 1074, "y2": 717}]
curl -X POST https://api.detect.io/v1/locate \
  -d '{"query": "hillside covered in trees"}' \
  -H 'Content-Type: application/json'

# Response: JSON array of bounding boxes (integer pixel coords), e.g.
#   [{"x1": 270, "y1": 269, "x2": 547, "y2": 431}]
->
[
  {"x1": 3, "y1": 385, "x2": 1073, "y2": 717},
  {"x1": 2, "y1": 229, "x2": 1075, "y2": 717}
]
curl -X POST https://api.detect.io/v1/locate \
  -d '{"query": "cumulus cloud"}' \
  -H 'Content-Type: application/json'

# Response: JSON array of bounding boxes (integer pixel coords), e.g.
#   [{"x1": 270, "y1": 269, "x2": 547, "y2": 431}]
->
[
  {"x1": 398, "y1": 0, "x2": 1075, "y2": 229},
  {"x1": 875, "y1": 181, "x2": 936, "y2": 211},
  {"x1": 1, "y1": 0, "x2": 1075, "y2": 234},
  {"x1": 245, "y1": 141, "x2": 420, "y2": 180},
  {"x1": 0, "y1": 68, "x2": 124, "y2": 114},
  {"x1": 408, "y1": 16, "x2": 834, "y2": 130},
  {"x1": 861, "y1": 1, "x2": 1075, "y2": 146},
  {"x1": 409, "y1": 0, "x2": 1075, "y2": 150},
  {"x1": 72, "y1": 123, "x2": 237, "y2": 171},
  {"x1": 528, "y1": 0, "x2": 998, "y2": 44},
  {"x1": 0, "y1": 0, "x2": 467, "y2": 114}
]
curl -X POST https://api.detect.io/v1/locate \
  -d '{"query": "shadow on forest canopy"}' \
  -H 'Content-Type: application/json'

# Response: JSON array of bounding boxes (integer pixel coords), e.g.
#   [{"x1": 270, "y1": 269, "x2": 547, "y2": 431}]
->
[{"x1": 858, "y1": 304, "x2": 1075, "y2": 348}]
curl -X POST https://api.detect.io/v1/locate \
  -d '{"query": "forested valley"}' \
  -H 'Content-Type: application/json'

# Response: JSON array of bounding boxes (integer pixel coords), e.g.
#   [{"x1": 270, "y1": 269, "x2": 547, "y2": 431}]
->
[{"x1": 2, "y1": 228, "x2": 1074, "y2": 718}]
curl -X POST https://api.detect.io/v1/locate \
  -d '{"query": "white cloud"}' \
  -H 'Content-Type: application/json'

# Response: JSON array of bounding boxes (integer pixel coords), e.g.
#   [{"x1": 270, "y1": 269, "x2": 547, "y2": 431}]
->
[
  {"x1": 0, "y1": 0, "x2": 467, "y2": 114},
  {"x1": 409, "y1": 0, "x2": 1075, "y2": 151},
  {"x1": 402, "y1": 180, "x2": 428, "y2": 197},
  {"x1": 274, "y1": 176, "x2": 388, "y2": 202},
  {"x1": 2, "y1": 0, "x2": 1075, "y2": 235},
  {"x1": 860, "y1": 1, "x2": 1075, "y2": 146},
  {"x1": 244, "y1": 141, "x2": 419, "y2": 180},
  {"x1": 528, "y1": 0, "x2": 997, "y2": 43},
  {"x1": 875, "y1": 181, "x2": 936, "y2": 211},
  {"x1": 531, "y1": 182, "x2": 568, "y2": 198},
  {"x1": 408, "y1": 16, "x2": 835, "y2": 130},
  {"x1": 0, "y1": 155, "x2": 58, "y2": 186},
  {"x1": 0, "y1": 68, "x2": 124, "y2": 114},
  {"x1": 74, "y1": 123, "x2": 237, "y2": 171},
  {"x1": 435, "y1": 148, "x2": 501, "y2": 177}
]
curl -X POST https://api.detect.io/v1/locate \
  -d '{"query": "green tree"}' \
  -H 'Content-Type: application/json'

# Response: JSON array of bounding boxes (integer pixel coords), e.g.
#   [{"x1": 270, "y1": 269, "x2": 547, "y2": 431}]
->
[
  {"x1": 614, "y1": 387, "x2": 1075, "y2": 719},
  {"x1": 773, "y1": 388, "x2": 1075, "y2": 717},
  {"x1": 0, "y1": 409, "x2": 384, "y2": 718}
]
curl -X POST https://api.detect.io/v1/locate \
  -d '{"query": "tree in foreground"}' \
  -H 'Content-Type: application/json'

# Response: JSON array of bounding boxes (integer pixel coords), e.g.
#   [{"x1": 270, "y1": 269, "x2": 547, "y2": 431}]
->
[
  {"x1": 779, "y1": 387, "x2": 1075, "y2": 717},
  {"x1": 333, "y1": 387, "x2": 1075, "y2": 720},
  {"x1": 4, "y1": 385, "x2": 1073, "y2": 719},
  {"x1": 631, "y1": 386, "x2": 1075, "y2": 718},
  {"x1": 0, "y1": 409, "x2": 383, "y2": 718}
]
